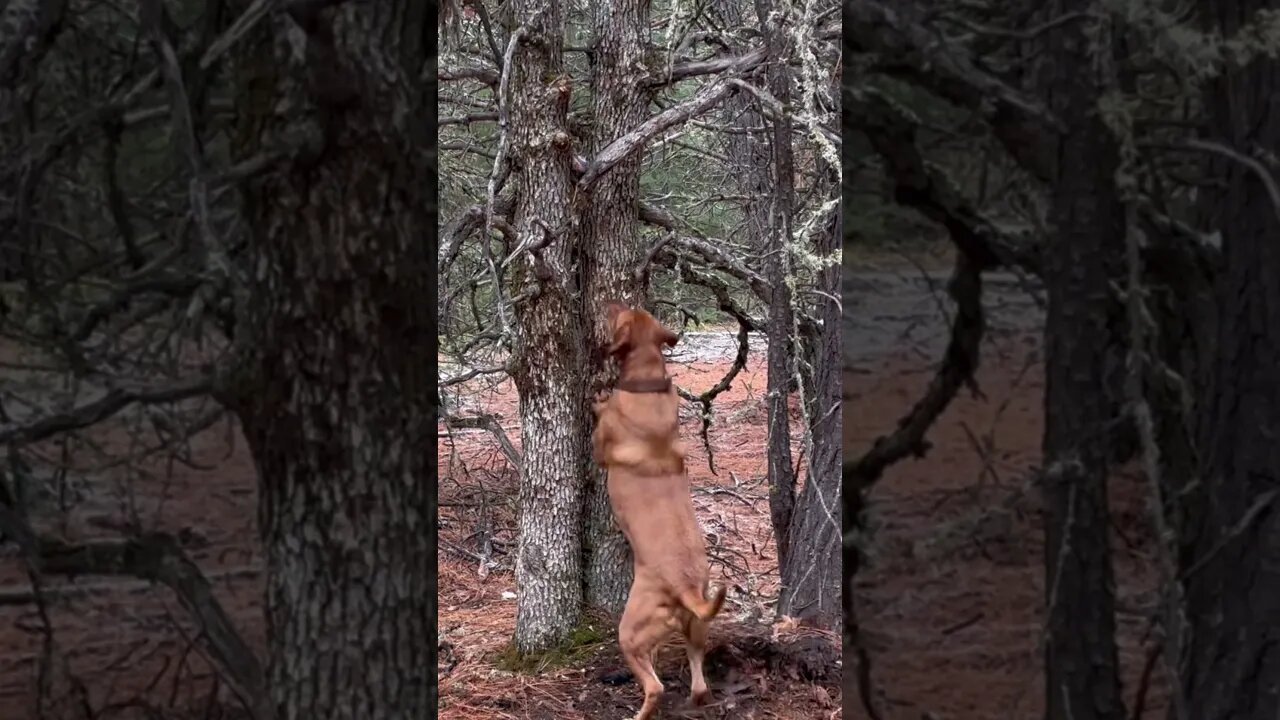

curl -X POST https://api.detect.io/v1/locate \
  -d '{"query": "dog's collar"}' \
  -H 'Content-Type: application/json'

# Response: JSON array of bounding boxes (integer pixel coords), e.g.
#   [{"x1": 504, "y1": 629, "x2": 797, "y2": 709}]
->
[{"x1": 616, "y1": 376, "x2": 672, "y2": 394}]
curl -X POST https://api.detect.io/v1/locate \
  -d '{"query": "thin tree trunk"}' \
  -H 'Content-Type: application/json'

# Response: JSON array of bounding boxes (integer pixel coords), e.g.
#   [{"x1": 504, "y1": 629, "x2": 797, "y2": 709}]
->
[
  {"x1": 714, "y1": 0, "x2": 772, "y2": 256},
  {"x1": 757, "y1": 0, "x2": 797, "y2": 577},
  {"x1": 227, "y1": 4, "x2": 434, "y2": 718},
  {"x1": 580, "y1": 0, "x2": 652, "y2": 617},
  {"x1": 1040, "y1": 10, "x2": 1126, "y2": 720},
  {"x1": 1181, "y1": 2, "x2": 1280, "y2": 714},
  {"x1": 504, "y1": 0, "x2": 588, "y2": 652}
]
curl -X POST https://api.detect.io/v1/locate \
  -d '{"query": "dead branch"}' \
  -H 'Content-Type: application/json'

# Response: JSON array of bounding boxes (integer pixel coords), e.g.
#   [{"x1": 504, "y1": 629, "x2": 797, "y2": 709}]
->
[
  {"x1": 579, "y1": 80, "x2": 738, "y2": 188},
  {"x1": 442, "y1": 413, "x2": 522, "y2": 471},
  {"x1": 1184, "y1": 138, "x2": 1280, "y2": 224},
  {"x1": 850, "y1": 88, "x2": 1043, "y2": 276},
  {"x1": 0, "y1": 375, "x2": 213, "y2": 446},
  {"x1": 656, "y1": 47, "x2": 767, "y2": 85},
  {"x1": 846, "y1": 0, "x2": 1063, "y2": 182},
  {"x1": 36, "y1": 532, "x2": 269, "y2": 720},
  {"x1": 439, "y1": 65, "x2": 501, "y2": 86},
  {"x1": 845, "y1": 250, "x2": 984, "y2": 494}
]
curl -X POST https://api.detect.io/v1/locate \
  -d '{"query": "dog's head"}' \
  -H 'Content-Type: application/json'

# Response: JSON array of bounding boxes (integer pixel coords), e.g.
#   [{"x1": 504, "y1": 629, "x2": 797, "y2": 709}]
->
[{"x1": 605, "y1": 302, "x2": 678, "y2": 357}]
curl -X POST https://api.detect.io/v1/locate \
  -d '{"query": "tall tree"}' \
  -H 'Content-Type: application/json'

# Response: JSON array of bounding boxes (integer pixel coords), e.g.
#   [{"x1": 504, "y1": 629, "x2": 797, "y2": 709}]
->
[
  {"x1": 226, "y1": 3, "x2": 436, "y2": 717},
  {"x1": 501, "y1": 0, "x2": 590, "y2": 652},
  {"x1": 1180, "y1": 1, "x2": 1280, "y2": 715},
  {"x1": 1039, "y1": 9, "x2": 1126, "y2": 720},
  {"x1": 579, "y1": 0, "x2": 652, "y2": 616},
  {"x1": 757, "y1": 0, "x2": 799, "y2": 581}
]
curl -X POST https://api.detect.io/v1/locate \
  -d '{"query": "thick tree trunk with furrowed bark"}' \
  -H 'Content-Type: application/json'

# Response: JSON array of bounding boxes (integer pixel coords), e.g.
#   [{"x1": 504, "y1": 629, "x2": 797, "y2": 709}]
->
[
  {"x1": 1039, "y1": 10, "x2": 1126, "y2": 720},
  {"x1": 503, "y1": 0, "x2": 590, "y2": 652},
  {"x1": 1179, "y1": 1, "x2": 1280, "y2": 715},
  {"x1": 580, "y1": 0, "x2": 652, "y2": 617},
  {"x1": 226, "y1": 3, "x2": 435, "y2": 718}
]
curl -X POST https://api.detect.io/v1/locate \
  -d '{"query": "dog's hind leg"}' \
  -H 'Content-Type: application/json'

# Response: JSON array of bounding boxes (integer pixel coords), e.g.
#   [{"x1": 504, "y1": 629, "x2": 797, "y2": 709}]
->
[
  {"x1": 683, "y1": 613, "x2": 712, "y2": 706},
  {"x1": 619, "y1": 596, "x2": 669, "y2": 720}
]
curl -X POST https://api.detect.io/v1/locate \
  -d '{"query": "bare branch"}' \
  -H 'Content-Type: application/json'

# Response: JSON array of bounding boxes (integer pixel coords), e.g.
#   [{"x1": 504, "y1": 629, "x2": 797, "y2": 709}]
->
[
  {"x1": 656, "y1": 47, "x2": 766, "y2": 85},
  {"x1": 441, "y1": 112, "x2": 500, "y2": 126},
  {"x1": 845, "y1": 251, "x2": 985, "y2": 493},
  {"x1": 851, "y1": 87, "x2": 1043, "y2": 276},
  {"x1": 846, "y1": 0, "x2": 1064, "y2": 182},
  {"x1": 579, "y1": 80, "x2": 738, "y2": 188},
  {"x1": 442, "y1": 413, "x2": 522, "y2": 471},
  {"x1": 0, "y1": 376, "x2": 214, "y2": 446},
  {"x1": 439, "y1": 65, "x2": 500, "y2": 86},
  {"x1": 38, "y1": 532, "x2": 267, "y2": 719},
  {"x1": 1185, "y1": 138, "x2": 1280, "y2": 226}
]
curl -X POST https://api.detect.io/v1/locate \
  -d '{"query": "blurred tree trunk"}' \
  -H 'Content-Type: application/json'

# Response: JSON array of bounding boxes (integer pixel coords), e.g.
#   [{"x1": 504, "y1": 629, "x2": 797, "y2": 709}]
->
[
  {"x1": 580, "y1": 0, "x2": 651, "y2": 617},
  {"x1": 502, "y1": 0, "x2": 590, "y2": 652},
  {"x1": 1039, "y1": 10, "x2": 1126, "y2": 720},
  {"x1": 1180, "y1": 1, "x2": 1280, "y2": 714},
  {"x1": 227, "y1": 3, "x2": 435, "y2": 718},
  {"x1": 715, "y1": 0, "x2": 773, "y2": 256}
]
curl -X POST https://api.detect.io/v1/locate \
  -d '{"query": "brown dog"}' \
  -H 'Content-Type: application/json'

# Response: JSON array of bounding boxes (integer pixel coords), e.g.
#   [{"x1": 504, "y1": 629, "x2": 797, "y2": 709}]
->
[{"x1": 591, "y1": 303, "x2": 727, "y2": 720}]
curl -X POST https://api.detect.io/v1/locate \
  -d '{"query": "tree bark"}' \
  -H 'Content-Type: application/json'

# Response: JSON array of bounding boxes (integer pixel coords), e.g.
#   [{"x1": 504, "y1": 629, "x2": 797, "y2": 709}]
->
[
  {"x1": 1039, "y1": 11, "x2": 1126, "y2": 720},
  {"x1": 579, "y1": 0, "x2": 651, "y2": 617},
  {"x1": 757, "y1": 0, "x2": 798, "y2": 579},
  {"x1": 226, "y1": 4, "x2": 435, "y2": 718},
  {"x1": 503, "y1": 0, "x2": 589, "y2": 652},
  {"x1": 1180, "y1": 1, "x2": 1280, "y2": 715},
  {"x1": 778, "y1": 207, "x2": 841, "y2": 630}
]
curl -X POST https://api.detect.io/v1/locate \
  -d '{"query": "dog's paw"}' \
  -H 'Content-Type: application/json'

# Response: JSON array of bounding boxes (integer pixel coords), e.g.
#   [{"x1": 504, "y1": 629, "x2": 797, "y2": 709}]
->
[{"x1": 690, "y1": 689, "x2": 712, "y2": 706}]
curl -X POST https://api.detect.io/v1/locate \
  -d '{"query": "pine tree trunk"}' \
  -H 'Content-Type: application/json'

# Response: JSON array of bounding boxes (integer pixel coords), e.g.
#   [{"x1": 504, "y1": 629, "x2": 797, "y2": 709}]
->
[
  {"x1": 1040, "y1": 11, "x2": 1126, "y2": 719},
  {"x1": 226, "y1": 4, "x2": 434, "y2": 718},
  {"x1": 1181, "y1": 2, "x2": 1280, "y2": 714},
  {"x1": 504, "y1": 0, "x2": 589, "y2": 652},
  {"x1": 579, "y1": 0, "x2": 652, "y2": 617}
]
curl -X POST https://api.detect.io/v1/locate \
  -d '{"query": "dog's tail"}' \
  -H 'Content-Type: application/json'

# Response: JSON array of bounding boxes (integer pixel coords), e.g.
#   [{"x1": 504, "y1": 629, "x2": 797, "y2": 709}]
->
[{"x1": 679, "y1": 583, "x2": 727, "y2": 622}]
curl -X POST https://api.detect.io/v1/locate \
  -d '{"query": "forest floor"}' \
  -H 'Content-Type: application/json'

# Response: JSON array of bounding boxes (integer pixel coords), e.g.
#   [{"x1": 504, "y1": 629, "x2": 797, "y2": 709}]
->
[{"x1": 843, "y1": 255, "x2": 1168, "y2": 719}]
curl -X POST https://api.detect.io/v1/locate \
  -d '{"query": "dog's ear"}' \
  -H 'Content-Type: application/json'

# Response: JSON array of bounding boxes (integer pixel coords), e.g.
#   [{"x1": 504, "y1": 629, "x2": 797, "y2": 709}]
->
[{"x1": 608, "y1": 309, "x2": 633, "y2": 356}]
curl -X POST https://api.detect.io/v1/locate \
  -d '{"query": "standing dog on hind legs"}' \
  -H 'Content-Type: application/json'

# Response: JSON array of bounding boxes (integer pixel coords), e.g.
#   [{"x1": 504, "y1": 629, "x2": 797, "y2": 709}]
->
[{"x1": 591, "y1": 302, "x2": 727, "y2": 720}]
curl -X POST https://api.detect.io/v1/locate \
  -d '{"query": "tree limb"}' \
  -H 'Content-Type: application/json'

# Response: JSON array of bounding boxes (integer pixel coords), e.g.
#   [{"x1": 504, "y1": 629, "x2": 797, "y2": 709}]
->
[
  {"x1": 579, "y1": 80, "x2": 738, "y2": 189},
  {"x1": 655, "y1": 47, "x2": 766, "y2": 85},
  {"x1": 0, "y1": 376, "x2": 214, "y2": 445},
  {"x1": 851, "y1": 87, "x2": 1043, "y2": 276},
  {"x1": 846, "y1": 0, "x2": 1062, "y2": 182},
  {"x1": 845, "y1": 250, "x2": 985, "y2": 493},
  {"x1": 441, "y1": 413, "x2": 522, "y2": 471},
  {"x1": 1, "y1": 522, "x2": 269, "y2": 720}
]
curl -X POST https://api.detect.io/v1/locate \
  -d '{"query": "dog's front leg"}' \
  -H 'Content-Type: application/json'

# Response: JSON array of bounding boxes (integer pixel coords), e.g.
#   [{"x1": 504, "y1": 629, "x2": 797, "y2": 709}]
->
[
  {"x1": 591, "y1": 389, "x2": 611, "y2": 417},
  {"x1": 591, "y1": 418, "x2": 610, "y2": 466}
]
